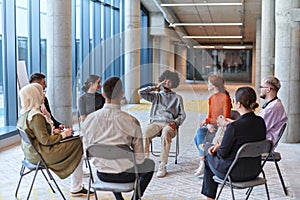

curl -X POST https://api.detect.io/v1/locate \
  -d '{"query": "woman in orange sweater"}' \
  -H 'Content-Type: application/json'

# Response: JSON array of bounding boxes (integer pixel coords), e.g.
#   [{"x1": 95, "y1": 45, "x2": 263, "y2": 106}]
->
[{"x1": 194, "y1": 74, "x2": 231, "y2": 176}]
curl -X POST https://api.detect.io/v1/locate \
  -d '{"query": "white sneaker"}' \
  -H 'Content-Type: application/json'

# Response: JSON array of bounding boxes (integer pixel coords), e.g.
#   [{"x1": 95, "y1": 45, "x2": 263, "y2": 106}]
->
[
  {"x1": 156, "y1": 162, "x2": 167, "y2": 178},
  {"x1": 194, "y1": 161, "x2": 204, "y2": 176}
]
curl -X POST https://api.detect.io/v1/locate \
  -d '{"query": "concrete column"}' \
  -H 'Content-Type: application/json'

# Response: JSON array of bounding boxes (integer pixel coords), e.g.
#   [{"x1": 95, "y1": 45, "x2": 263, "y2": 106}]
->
[
  {"x1": 152, "y1": 36, "x2": 160, "y2": 83},
  {"x1": 169, "y1": 42, "x2": 175, "y2": 71},
  {"x1": 159, "y1": 36, "x2": 171, "y2": 73},
  {"x1": 175, "y1": 45, "x2": 187, "y2": 84},
  {"x1": 255, "y1": 19, "x2": 261, "y2": 94},
  {"x1": 275, "y1": 0, "x2": 300, "y2": 142},
  {"x1": 124, "y1": 0, "x2": 140, "y2": 103},
  {"x1": 261, "y1": 0, "x2": 275, "y2": 79},
  {"x1": 47, "y1": 0, "x2": 72, "y2": 127}
]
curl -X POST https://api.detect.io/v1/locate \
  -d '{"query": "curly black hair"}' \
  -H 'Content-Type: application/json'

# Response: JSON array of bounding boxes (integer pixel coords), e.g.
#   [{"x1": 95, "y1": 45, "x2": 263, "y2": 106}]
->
[{"x1": 158, "y1": 70, "x2": 180, "y2": 88}]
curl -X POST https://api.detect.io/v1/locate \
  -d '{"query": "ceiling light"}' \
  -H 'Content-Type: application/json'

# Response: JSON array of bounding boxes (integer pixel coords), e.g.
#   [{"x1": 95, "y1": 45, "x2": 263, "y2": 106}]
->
[
  {"x1": 193, "y1": 45, "x2": 253, "y2": 49},
  {"x1": 183, "y1": 36, "x2": 243, "y2": 39},
  {"x1": 193, "y1": 46, "x2": 215, "y2": 49},
  {"x1": 223, "y1": 45, "x2": 252, "y2": 49},
  {"x1": 170, "y1": 23, "x2": 242, "y2": 27},
  {"x1": 161, "y1": 3, "x2": 243, "y2": 7}
]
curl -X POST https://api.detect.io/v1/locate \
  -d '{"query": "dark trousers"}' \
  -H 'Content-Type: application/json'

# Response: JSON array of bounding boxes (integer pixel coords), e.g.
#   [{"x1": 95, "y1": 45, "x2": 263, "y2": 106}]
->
[
  {"x1": 201, "y1": 156, "x2": 226, "y2": 199},
  {"x1": 97, "y1": 158, "x2": 155, "y2": 200}
]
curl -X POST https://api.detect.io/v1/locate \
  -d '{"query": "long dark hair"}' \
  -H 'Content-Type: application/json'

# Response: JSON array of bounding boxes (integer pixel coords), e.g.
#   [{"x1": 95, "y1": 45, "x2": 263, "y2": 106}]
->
[{"x1": 81, "y1": 74, "x2": 100, "y2": 92}]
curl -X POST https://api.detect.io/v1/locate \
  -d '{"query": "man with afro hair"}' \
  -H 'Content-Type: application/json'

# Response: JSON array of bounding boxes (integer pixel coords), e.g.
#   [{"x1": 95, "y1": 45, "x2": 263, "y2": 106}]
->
[{"x1": 138, "y1": 70, "x2": 186, "y2": 178}]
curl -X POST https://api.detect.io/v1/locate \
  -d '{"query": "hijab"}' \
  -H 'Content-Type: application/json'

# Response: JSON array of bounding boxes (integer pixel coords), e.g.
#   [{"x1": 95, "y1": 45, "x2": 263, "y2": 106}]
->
[{"x1": 19, "y1": 83, "x2": 44, "y2": 121}]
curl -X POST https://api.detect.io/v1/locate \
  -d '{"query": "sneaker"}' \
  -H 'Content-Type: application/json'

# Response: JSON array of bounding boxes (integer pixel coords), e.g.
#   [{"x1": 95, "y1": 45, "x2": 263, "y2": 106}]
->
[
  {"x1": 71, "y1": 187, "x2": 94, "y2": 197},
  {"x1": 194, "y1": 161, "x2": 204, "y2": 176},
  {"x1": 156, "y1": 162, "x2": 167, "y2": 178}
]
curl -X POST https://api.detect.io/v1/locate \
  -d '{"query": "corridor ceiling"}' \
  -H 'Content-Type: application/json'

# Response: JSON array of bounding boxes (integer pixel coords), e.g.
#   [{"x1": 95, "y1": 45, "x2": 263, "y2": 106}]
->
[{"x1": 142, "y1": 0, "x2": 261, "y2": 48}]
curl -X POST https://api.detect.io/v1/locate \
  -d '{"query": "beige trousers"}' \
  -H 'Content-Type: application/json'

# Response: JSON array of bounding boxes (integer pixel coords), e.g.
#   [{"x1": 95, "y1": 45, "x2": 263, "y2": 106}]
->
[{"x1": 142, "y1": 122, "x2": 177, "y2": 163}]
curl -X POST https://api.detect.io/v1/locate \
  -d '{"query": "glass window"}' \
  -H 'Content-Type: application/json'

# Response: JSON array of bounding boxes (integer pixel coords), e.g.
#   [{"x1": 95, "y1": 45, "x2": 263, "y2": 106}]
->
[
  {"x1": 40, "y1": 0, "x2": 47, "y2": 73},
  {"x1": 16, "y1": 0, "x2": 29, "y2": 69},
  {"x1": 186, "y1": 49, "x2": 252, "y2": 83},
  {"x1": 0, "y1": 0, "x2": 3, "y2": 128}
]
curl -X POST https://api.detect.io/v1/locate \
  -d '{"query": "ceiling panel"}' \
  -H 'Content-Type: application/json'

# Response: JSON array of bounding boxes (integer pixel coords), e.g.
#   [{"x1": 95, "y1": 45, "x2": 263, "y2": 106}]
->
[{"x1": 145, "y1": 0, "x2": 262, "y2": 47}]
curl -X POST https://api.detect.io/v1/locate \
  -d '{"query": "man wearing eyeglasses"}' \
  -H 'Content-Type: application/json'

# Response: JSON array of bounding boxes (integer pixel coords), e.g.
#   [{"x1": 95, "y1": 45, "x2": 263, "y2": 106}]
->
[
  {"x1": 29, "y1": 73, "x2": 65, "y2": 130},
  {"x1": 258, "y1": 76, "x2": 288, "y2": 146}
]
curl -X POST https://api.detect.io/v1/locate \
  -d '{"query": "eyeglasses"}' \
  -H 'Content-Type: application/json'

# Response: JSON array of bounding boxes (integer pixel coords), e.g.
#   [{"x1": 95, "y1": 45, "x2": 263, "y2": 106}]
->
[
  {"x1": 259, "y1": 85, "x2": 269, "y2": 89},
  {"x1": 259, "y1": 85, "x2": 275, "y2": 90}
]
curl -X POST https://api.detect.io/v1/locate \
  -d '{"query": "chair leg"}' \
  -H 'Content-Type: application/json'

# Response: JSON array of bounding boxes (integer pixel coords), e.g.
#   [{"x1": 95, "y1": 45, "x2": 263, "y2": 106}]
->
[
  {"x1": 274, "y1": 160, "x2": 288, "y2": 195},
  {"x1": 43, "y1": 168, "x2": 66, "y2": 200},
  {"x1": 245, "y1": 187, "x2": 253, "y2": 200},
  {"x1": 215, "y1": 184, "x2": 225, "y2": 200},
  {"x1": 264, "y1": 183, "x2": 271, "y2": 200},
  {"x1": 40, "y1": 170, "x2": 56, "y2": 193},
  {"x1": 150, "y1": 132, "x2": 180, "y2": 164},
  {"x1": 48, "y1": 175, "x2": 66, "y2": 200},
  {"x1": 175, "y1": 133, "x2": 179, "y2": 164},
  {"x1": 229, "y1": 183, "x2": 235, "y2": 200},
  {"x1": 26, "y1": 168, "x2": 40, "y2": 200},
  {"x1": 15, "y1": 165, "x2": 26, "y2": 199}
]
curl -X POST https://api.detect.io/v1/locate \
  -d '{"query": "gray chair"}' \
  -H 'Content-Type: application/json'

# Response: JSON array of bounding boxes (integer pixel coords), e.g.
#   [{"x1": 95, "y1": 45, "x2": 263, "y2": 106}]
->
[
  {"x1": 213, "y1": 140, "x2": 273, "y2": 200},
  {"x1": 15, "y1": 128, "x2": 66, "y2": 200},
  {"x1": 150, "y1": 128, "x2": 179, "y2": 164},
  {"x1": 85, "y1": 144, "x2": 141, "y2": 200},
  {"x1": 262, "y1": 123, "x2": 288, "y2": 195}
]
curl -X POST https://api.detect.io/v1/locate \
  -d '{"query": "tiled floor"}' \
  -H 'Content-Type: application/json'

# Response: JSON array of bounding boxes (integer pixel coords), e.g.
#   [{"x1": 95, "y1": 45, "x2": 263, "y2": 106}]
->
[{"x1": 1, "y1": 84, "x2": 299, "y2": 200}]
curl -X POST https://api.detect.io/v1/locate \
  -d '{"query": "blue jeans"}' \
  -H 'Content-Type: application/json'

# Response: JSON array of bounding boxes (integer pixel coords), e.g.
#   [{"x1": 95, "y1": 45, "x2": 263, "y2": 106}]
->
[{"x1": 194, "y1": 127, "x2": 215, "y2": 156}]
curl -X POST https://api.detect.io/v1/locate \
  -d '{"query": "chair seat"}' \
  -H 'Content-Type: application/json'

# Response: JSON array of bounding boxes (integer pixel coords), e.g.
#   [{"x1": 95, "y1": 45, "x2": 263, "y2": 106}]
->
[
  {"x1": 22, "y1": 159, "x2": 45, "y2": 170},
  {"x1": 92, "y1": 179, "x2": 135, "y2": 193},
  {"x1": 262, "y1": 152, "x2": 281, "y2": 161},
  {"x1": 213, "y1": 175, "x2": 266, "y2": 189}
]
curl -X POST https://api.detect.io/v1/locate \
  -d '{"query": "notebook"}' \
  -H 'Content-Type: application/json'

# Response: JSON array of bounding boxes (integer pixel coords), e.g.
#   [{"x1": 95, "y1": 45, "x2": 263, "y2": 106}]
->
[{"x1": 60, "y1": 131, "x2": 81, "y2": 143}]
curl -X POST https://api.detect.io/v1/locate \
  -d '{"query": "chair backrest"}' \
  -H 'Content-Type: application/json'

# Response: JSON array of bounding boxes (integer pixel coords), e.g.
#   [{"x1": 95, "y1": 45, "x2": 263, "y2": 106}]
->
[
  {"x1": 18, "y1": 128, "x2": 32, "y2": 144},
  {"x1": 17, "y1": 128, "x2": 46, "y2": 164},
  {"x1": 86, "y1": 144, "x2": 135, "y2": 162},
  {"x1": 235, "y1": 140, "x2": 273, "y2": 159},
  {"x1": 227, "y1": 140, "x2": 273, "y2": 174},
  {"x1": 273, "y1": 123, "x2": 287, "y2": 148}
]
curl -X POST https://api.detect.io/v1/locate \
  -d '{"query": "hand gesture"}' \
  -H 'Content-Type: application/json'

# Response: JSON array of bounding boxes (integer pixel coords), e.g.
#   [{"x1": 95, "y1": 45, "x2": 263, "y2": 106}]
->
[
  {"x1": 58, "y1": 124, "x2": 66, "y2": 130},
  {"x1": 199, "y1": 121, "x2": 206, "y2": 128},
  {"x1": 168, "y1": 122, "x2": 177, "y2": 130},
  {"x1": 207, "y1": 123, "x2": 216, "y2": 133},
  {"x1": 155, "y1": 80, "x2": 166, "y2": 89},
  {"x1": 63, "y1": 128, "x2": 73, "y2": 137},
  {"x1": 208, "y1": 144, "x2": 220, "y2": 155},
  {"x1": 217, "y1": 115, "x2": 226, "y2": 126}
]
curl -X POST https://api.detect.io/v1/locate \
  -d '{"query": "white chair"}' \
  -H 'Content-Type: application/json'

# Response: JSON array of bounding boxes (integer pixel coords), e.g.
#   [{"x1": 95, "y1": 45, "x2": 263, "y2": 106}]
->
[
  {"x1": 150, "y1": 128, "x2": 180, "y2": 164},
  {"x1": 85, "y1": 144, "x2": 141, "y2": 200}
]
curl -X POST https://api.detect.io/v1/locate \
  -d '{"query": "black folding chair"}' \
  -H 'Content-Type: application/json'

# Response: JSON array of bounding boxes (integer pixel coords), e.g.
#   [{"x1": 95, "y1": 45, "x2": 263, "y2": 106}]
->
[
  {"x1": 213, "y1": 140, "x2": 273, "y2": 200},
  {"x1": 15, "y1": 128, "x2": 66, "y2": 200},
  {"x1": 150, "y1": 128, "x2": 180, "y2": 164},
  {"x1": 262, "y1": 123, "x2": 288, "y2": 195},
  {"x1": 86, "y1": 144, "x2": 141, "y2": 200}
]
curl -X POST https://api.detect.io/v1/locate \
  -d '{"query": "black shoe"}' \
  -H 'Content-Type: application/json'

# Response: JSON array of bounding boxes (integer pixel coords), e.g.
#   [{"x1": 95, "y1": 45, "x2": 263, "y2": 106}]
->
[{"x1": 71, "y1": 187, "x2": 94, "y2": 197}]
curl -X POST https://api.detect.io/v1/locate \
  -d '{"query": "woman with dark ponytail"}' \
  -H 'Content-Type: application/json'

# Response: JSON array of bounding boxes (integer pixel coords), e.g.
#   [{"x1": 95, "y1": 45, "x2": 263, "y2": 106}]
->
[
  {"x1": 78, "y1": 74, "x2": 105, "y2": 122},
  {"x1": 201, "y1": 87, "x2": 266, "y2": 200}
]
